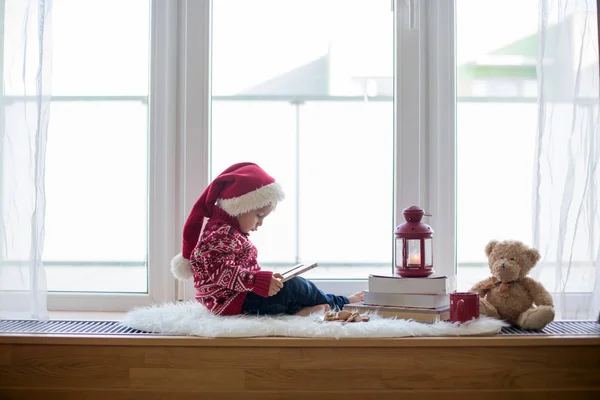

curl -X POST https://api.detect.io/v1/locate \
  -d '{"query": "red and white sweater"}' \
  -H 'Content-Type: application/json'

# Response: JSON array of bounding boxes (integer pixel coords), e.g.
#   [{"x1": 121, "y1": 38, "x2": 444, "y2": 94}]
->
[{"x1": 190, "y1": 206, "x2": 272, "y2": 315}]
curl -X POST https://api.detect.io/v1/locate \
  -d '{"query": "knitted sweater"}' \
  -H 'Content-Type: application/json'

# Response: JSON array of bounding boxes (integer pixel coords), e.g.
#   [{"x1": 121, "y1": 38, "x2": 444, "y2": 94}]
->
[{"x1": 190, "y1": 206, "x2": 273, "y2": 315}]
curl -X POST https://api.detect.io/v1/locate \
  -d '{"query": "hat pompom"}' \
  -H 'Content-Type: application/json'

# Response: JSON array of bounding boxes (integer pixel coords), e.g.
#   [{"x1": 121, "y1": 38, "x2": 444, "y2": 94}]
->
[{"x1": 170, "y1": 253, "x2": 194, "y2": 280}]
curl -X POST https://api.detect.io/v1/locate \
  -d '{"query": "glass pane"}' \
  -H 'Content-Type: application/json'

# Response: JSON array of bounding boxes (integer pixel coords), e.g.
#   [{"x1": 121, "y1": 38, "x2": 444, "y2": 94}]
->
[
  {"x1": 1, "y1": 2, "x2": 150, "y2": 294},
  {"x1": 2, "y1": 0, "x2": 150, "y2": 96},
  {"x1": 211, "y1": 101, "x2": 297, "y2": 263},
  {"x1": 298, "y1": 102, "x2": 393, "y2": 264},
  {"x1": 456, "y1": 0, "x2": 539, "y2": 291},
  {"x1": 406, "y1": 240, "x2": 421, "y2": 266},
  {"x1": 424, "y1": 238, "x2": 432, "y2": 266},
  {"x1": 43, "y1": 101, "x2": 148, "y2": 292},
  {"x1": 45, "y1": 265, "x2": 147, "y2": 293},
  {"x1": 394, "y1": 239, "x2": 404, "y2": 268},
  {"x1": 211, "y1": 0, "x2": 393, "y2": 278}
]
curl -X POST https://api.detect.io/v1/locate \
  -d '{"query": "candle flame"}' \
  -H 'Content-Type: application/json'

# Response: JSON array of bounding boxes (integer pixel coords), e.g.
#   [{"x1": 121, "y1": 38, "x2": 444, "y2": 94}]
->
[{"x1": 408, "y1": 253, "x2": 421, "y2": 265}]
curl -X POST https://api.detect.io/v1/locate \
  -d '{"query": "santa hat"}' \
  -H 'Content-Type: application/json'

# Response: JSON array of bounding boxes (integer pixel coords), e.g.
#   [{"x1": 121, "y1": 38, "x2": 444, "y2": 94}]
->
[{"x1": 170, "y1": 162, "x2": 285, "y2": 280}]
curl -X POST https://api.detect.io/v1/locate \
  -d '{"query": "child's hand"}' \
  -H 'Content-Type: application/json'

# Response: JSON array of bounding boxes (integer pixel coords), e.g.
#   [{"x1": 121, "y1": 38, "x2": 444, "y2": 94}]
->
[{"x1": 268, "y1": 275, "x2": 284, "y2": 296}]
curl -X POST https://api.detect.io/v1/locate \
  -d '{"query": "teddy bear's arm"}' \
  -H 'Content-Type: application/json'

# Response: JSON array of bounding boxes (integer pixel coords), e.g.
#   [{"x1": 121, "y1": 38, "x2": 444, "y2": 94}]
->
[
  {"x1": 521, "y1": 277, "x2": 554, "y2": 307},
  {"x1": 469, "y1": 278, "x2": 493, "y2": 297}
]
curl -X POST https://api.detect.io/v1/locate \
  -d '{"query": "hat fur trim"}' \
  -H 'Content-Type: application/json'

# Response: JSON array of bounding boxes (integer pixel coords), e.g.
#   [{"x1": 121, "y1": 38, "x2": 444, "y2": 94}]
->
[
  {"x1": 216, "y1": 182, "x2": 285, "y2": 216},
  {"x1": 170, "y1": 253, "x2": 194, "y2": 280}
]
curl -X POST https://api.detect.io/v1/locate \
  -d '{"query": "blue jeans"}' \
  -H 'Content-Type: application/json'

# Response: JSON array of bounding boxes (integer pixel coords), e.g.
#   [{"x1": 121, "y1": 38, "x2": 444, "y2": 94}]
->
[{"x1": 242, "y1": 276, "x2": 349, "y2": 315}]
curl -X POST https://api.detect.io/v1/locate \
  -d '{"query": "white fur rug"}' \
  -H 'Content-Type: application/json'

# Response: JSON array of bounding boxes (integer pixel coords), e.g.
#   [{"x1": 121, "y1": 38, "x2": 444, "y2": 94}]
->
[{"x1": 122, "y1": 301, "x2": 508, "y2": 338}]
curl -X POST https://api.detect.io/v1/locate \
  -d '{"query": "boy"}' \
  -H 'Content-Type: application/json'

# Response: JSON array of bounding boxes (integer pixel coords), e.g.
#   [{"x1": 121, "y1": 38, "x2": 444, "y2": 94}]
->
[{"x1": 170, "y1": 162, "x2": 363, "y2": 316}]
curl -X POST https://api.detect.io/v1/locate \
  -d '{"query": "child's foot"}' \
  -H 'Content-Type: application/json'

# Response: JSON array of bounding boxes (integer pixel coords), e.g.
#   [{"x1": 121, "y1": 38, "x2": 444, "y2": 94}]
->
[
  {"x1": 295, "y1": 304, "x2": 330, "y2": 316},
  {"x1": 348, "y1": 291, "x2": 365, "y2": 304}
]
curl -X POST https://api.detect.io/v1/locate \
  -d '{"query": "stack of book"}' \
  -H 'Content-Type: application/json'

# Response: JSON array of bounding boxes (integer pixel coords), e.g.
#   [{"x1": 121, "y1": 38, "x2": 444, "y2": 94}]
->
[{"x1": 344, "y1": 274, "x2": 456, "y2": 323}]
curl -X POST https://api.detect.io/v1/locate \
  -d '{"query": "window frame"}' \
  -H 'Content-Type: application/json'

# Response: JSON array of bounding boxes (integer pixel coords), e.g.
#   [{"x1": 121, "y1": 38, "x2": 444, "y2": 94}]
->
[
  {"x1": 46, "y1": 0, "x2": 179, "y2": 311},
  {"x1": 395, "y1": 0, "x2": 457, "y2": 280},
  {"x1": 177, "y1": 0, "x2": 457, "y2": 300}
]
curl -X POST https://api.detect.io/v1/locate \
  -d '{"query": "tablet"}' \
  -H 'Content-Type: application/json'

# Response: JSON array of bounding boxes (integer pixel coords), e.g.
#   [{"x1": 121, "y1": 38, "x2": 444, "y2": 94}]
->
[{"x1": 280, "y1": 262, "x2": 319, "y2": 282}]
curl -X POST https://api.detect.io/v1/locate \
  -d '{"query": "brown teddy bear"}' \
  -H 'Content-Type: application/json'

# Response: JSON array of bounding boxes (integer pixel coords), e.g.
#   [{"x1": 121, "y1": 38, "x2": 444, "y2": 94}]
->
[{"x1": 470, "y1": 239, "x2": 555, "y2": 330}]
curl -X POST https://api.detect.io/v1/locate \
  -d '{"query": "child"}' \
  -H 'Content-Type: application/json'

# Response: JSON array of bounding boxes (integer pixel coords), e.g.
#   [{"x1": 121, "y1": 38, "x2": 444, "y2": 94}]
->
[{"x1": 170, "y1": 162, "x2": 364, "y2": 316}]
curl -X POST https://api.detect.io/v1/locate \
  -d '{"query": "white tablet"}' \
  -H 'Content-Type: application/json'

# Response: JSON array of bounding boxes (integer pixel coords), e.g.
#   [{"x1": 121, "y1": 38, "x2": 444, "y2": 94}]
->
[{"x1": 280, "y1": 262, "x2": 319, "y2": 282}]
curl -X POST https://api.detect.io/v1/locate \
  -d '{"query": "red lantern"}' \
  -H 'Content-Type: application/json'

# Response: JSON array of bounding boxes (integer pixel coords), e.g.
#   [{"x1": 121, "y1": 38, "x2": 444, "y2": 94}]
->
[{"x1": 394, "y1": 206, "x2": 434, "y2": 277}]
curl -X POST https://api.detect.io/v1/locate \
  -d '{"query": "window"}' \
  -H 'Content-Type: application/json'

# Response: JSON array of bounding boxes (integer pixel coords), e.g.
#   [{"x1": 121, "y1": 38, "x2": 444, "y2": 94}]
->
[{"x1": 4, "y1": 1, "x2": 594, "y2": 316}]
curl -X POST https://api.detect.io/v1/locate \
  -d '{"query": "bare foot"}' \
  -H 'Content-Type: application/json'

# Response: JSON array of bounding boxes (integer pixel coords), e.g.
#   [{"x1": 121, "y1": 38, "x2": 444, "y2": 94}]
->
[
  {"x1": 348, "y1": 291, "x2": 365, "y2": 304},
  {"x1": 295, "y1": 304, "x2": 330, "y2": 316}
]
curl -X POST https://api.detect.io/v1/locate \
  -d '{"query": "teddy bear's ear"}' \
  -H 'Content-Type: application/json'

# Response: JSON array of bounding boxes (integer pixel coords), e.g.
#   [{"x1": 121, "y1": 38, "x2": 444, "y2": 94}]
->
[
  {"x1": 526, "y1": 247, "x2": 541, "y2": 266},
  {"x1": 485, "y1": 240, "x2": 499, "y2": 257}
]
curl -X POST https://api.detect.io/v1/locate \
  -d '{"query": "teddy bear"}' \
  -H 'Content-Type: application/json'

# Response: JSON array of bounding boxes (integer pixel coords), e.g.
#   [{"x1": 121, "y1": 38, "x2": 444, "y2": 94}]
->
[{"x1": 469, "y1": 239, "x2": 555, "y2": 330}]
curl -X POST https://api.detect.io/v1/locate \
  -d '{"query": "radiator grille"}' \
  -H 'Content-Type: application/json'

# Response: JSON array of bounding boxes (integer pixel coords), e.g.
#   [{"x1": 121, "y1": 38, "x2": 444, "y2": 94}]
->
[
  {"x1": 0, "y1": 319, "x2": 598, "y2": 336},
  {"x1": 0, "y1": 319, "x2": 150, "y2": 335},
  {"x1": 497, "y1": 320, "x2": 600, "y2": 335}
]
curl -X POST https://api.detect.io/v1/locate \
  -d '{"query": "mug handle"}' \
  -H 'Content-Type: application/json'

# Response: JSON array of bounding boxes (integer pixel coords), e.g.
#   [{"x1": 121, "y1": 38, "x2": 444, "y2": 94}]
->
[{"x1": 457, "y1": 299, "x2": 465, "y2": 321}]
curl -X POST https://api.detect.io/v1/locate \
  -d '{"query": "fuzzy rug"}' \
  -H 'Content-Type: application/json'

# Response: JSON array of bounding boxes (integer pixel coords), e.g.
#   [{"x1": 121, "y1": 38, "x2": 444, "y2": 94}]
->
[{"x1": 122, "y1": 301, "x2": 508, "y2": 338}]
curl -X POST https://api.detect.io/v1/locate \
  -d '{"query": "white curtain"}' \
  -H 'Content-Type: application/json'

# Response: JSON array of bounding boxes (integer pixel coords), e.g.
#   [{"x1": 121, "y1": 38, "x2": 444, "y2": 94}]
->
[
  {"x1": 533, "y1": 0, "x2": 599, "y2": 320},
  {"x1": 0, "y1": 0, "x2": 52, "y2": 319}
]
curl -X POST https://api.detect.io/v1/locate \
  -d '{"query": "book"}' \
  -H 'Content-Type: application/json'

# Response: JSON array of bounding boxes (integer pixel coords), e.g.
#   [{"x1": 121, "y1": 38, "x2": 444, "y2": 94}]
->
[
  {"x1": 343, "y1": 303, "x2": 450, "y2": 323},
  {"x1": 368, "y1": 274, "x2": 456, "y2": 295},
  {"x1": 363, "y1": 290, "x2": 450, "y2": 309},
  {"x1": 281, "y1": 262, "x2": 318, "y2": 282}
]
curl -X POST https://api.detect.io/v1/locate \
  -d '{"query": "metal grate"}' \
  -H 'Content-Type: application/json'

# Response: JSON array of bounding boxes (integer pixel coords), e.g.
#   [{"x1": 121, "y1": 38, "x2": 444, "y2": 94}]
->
[
  {"x1": 0, "y1": 319, "x2": 151, "y2": 335},
  {"x1": 498, "y1": 320, "x2": 600, "y2": 335},
  {"x1": 0, "y1": 319, "x2": 598, "y2": 336}
]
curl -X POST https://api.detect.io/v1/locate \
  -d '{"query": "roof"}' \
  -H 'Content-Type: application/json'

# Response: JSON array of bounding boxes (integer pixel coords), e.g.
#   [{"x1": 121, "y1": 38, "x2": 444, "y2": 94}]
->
[{"x1": 238, "y1": 55, "x2": 329, "y2": 96}]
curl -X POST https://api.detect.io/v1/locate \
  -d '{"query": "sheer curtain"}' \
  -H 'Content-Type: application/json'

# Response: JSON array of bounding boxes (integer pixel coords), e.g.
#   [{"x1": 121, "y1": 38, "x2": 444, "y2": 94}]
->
[
  {"x1": 533, "y1": 0, "x2": 599, "y2": 320},
  {"x1": 0, "y1": 0, "x2": 52, "y2": 319}
]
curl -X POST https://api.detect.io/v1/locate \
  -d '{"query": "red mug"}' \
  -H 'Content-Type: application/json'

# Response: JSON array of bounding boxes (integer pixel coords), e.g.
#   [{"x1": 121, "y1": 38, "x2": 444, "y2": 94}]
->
[{"x1": 450, "y1": 292, "x2": 479, "y2": 323}]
